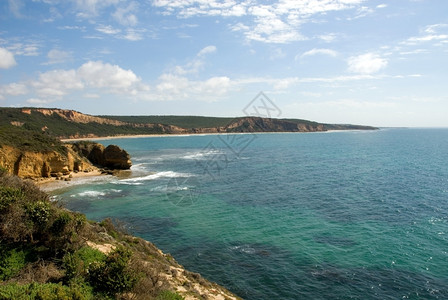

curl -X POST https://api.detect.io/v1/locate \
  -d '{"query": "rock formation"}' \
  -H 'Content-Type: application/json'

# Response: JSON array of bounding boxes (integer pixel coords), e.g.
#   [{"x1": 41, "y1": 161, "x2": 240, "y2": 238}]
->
[
  {"x1": 0, "y1": 142, "x2": 131, "y2": 179},
  {"x1": 71, "y1": 142, "x2": 131, "y2": 170}
]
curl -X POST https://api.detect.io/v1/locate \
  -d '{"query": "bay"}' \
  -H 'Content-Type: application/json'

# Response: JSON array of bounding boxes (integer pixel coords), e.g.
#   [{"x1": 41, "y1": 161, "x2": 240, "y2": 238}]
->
[{"x1": 52, "y1": 129, "x2": 448, "y2": 299}]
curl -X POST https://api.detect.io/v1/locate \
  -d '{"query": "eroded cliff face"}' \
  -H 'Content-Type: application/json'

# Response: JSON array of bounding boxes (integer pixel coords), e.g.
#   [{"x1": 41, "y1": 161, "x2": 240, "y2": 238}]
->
[
  {"x1": 71, "y1": 143, "x2": 132, "y2": 170},
  {"x1": 0, "y1": 142, "x2": 131, "y2": 179},
  {"x1": 0, "y1": 145, "x2": 93, "y2": 178}
]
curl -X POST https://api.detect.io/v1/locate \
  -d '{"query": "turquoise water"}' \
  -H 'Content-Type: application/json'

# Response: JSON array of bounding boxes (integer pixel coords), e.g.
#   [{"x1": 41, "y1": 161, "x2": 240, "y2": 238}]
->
[{"x1": 53, "y1": 129, "x2": 448, "y2": 299}]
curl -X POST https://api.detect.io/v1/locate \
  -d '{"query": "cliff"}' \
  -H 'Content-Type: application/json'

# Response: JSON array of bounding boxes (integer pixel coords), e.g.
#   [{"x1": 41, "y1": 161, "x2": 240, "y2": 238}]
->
[
  {"x1": 0, "y1": 142, "x2": 131, "y2": 180},
  {"x1": 0, "y1": 170, "x2": 241, "y2": 299},
  {"x1": 0, "y1": 107, "x2": 378, "y2": 140}
]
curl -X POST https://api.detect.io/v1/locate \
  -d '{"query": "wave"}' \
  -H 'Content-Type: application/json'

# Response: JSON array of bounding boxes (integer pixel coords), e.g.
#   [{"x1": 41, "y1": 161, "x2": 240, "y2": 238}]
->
[
  {"x1": 70, "y1": 189, "x2": 122, "y2": 198},
  {"x1": 150, "y1": 185, "x2": 190, "y2": 192},
  {"x1": 117, "y1": 171, "x2": 194, "y2": 184},
  {"x1": 182, "y1": 149, "x2": 225, "y2": 160}
]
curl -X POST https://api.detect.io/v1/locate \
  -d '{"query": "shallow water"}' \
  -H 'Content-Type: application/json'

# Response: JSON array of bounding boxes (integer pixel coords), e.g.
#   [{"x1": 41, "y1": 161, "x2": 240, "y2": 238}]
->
[{"x1": 53, "y1": 129, "x2": 448, "y2": 299}]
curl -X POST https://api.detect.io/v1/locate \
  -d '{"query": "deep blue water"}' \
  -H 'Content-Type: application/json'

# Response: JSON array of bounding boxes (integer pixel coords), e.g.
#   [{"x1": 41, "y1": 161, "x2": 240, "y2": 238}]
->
[{"x1": 52, "y1": 129, "x2": 448, "y2": 299}]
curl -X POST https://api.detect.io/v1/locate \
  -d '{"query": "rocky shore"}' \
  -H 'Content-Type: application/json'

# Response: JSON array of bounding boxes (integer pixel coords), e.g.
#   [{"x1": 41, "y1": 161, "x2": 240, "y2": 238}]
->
[{"x1": 0, "y1": 141, "x2": 131, "y2": 182}]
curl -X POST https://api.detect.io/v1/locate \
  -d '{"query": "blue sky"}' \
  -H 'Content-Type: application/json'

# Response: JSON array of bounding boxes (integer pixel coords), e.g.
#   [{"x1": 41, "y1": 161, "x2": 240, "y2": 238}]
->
[{"x1": 0, "y1": 0, "x2": 447, "y2": 127}]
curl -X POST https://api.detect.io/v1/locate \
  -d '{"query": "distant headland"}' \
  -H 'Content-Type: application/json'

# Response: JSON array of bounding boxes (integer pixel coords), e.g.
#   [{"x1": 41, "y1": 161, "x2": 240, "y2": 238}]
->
[{"x1": 1, "y1": 107, "x2": 378, "y2": 140}]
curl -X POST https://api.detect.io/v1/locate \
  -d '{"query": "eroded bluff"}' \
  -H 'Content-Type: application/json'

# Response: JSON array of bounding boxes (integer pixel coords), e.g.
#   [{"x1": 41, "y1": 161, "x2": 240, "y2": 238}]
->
[{"x1": 0, "y1": 142, "x2": 131, "y2": 179}]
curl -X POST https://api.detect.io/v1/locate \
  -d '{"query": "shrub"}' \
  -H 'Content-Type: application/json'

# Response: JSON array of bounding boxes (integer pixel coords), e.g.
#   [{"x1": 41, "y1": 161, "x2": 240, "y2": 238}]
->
[
  {"x1": 88, "y1": 246, "x2": 137, "y2": 296},
  {"x1": 0, "y1": 186, "x2": 24, "y2": 212},
  {"x1": 0, "y1": 282, "x2": 94, "y2": 300},
  {"x1": 50, "y1": 212, "x2": 72, "y2": 235},
  {"x1": 156, "y1": 290, "x2": 185, "y2": 300},
  {"x1": 26, "y1": 201, "x2": 51, "y2": 228},
  {"x1": 0, "y1": 246, "x2": 27, "y2": 280},
  {"x1": 63, "y1": 246, "x2": 106, "y2": 281}
]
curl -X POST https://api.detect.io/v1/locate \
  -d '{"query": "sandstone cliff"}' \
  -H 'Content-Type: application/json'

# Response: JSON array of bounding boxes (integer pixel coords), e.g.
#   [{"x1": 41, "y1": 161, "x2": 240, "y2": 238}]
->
[{"x1": 0, "y1": 142, "x2": 131, "y2": 179}]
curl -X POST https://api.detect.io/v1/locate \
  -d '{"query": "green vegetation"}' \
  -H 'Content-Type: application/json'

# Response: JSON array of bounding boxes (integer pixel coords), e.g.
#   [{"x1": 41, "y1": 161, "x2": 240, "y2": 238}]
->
[
  {"x1": 156, "y1": 290, "x2": 185, "y2": 300},
  {"x1": 0, "y1": 125, "x2": 67, "y2": 155},
  {"x1": 0, "y1": 108, "x2": 165, "y2": 140},
  {"x1": 0, "y1": 170, "x2": 192, "y2": 299},
  {"x1": 103, "y1": 115, "x2": 236, "y2": 129},
  {"x1": 0, "y1": 107, "x2": 377, "y2": 142}
]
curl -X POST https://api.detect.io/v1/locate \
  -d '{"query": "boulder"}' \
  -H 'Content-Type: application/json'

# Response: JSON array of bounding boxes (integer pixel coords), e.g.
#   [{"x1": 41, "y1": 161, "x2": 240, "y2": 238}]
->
[{"x1": 103, "y1": 145, "x2": 132, "y2": 169}]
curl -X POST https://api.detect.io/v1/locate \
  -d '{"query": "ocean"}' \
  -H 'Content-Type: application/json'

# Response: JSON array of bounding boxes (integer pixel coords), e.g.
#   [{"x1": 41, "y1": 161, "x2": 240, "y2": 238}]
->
[{"x1": 51, "y1": 128, "x2": 448, "y2": 299}]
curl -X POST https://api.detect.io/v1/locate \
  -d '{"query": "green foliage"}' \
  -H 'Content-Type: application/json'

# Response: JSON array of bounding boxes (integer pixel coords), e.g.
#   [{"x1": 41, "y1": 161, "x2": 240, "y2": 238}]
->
[
  {"x1": 50, "y1": 211, "x2": 72, "y2": 235},
  {"x1": 0, "y1": 247, "x2": 27, "y2": 281},
  {"x1": 63, "y1": 246, "x2": 106, "y2": 281},
  {"x1": 0, "y1": 124, "x2": 67, "y2": 155},
  {"x1": 26, "y1": 201, "x2": 52, "y2": 228},
  {"x1": 88, "y1": 246, "x2": 137, "y2": 296},
  {"x1": 104, "y1": 115, "x2": 235, "y2": 128},
  {"x1": 156, "y1": 290, "x2": 185, "y2": 300},
  {"x1": 0, "y1": 282, "x2": 94, "y2": 300},
  {"x1": 0, "y1": 186, "x2": 24, "y2": 212}
]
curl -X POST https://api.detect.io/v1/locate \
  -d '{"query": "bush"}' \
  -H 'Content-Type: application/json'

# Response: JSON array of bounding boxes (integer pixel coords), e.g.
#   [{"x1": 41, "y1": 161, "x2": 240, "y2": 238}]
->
[
  {"x1": 88, "y1": 246, "x2": 137, "y2": 296},
  {"x1": 156, "y1": 290, "x2": 185, "y2": 300},
  {"x1": 50, "y1": 212, "x2": 72, "y2": 235},
  {"x1": 26, "y1": 201, "x2": 51, "y2": 228},
  {"x1": 0, "y1": 186, "x2": 24, "y2": 212},
  {"x1": 63, "y1": 246, "x2": 106, "y2": 281},
  {"x1": 0, "y1": 282, "x2": 94, "y2": 300},
  {"x1": 0, "y1": 246, "x2": 27, "y2": 280}
]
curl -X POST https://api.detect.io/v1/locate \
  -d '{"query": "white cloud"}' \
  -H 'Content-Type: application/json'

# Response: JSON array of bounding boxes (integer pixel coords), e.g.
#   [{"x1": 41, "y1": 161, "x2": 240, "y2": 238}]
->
[
  {"x1": 45, "y1": 49, "x2": 72, "y2": 65},
  {"x1": 155, "y1": 0, "x2": 365, "y2": 43},
  {"x1": 0, "y1": 48, "x2": 17, "y2": 69},
  {"x1": 73, "y1": 0, "x2": 121, "y2": 17},
  {"x1": 32, "y1": 69, "x2": 83, "y2": 97},
  {"x1": 25, "y1": 61, "x2": 146, "y2": 99},
  {"x1": 95, "y1": 25, "x2": 145, "y2": 41},
  {"x1": 403, "y1": 23, "x2": 448, "y2": 45},
  {"x1": 376, "y1": 4, "x2": 387, "y2": 9},
  {"x1": 8, "y1": 0, "x2": 24, "y2": 18},
  {"x1": 300, "y1": 48, "x2": 338, "y2": 59},
  {"x1": 26, "y1": 98, "x2": 54, "y2": 104},
  {"x1": 318, "y1": 33, "x2": 338, "y2": 43},
  {"x1": 347, "y1": 53, "x2": 387, "y2": 74},
  {"x1": 112, "y1": 2, "x2": 139, "y2": 26},
  {"x1": 7, "y1": 42, "x2": 40, "y2": 56},
  {"x1": 121, "y1": 28, "x2": 145, "y2": 41},
  {"x1": 152, "y1": 74, "x2": 232, "y2": 101},
  {"x1": 198, "y1": 45, "x2": 217, "y2": 56},
  {"x1": 0, "y1": 83, "x2": 27, "y2": 96},
  {"x1": 96, "y1": 25, "x2": 121, "y2": 35},
  {"x1": 78, "y1": 61, "x2": 142, "y2": 93}
]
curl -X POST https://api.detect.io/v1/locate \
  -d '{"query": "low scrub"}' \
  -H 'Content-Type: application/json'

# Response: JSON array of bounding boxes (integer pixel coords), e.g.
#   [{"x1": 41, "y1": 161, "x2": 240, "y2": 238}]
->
[{"x1": 0, "y1": 170, "x2": 188, "y2": 299}]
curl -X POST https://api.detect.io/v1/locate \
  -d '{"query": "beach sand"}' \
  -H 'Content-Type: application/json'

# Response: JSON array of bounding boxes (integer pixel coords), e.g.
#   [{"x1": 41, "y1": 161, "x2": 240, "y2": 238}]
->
[{"x1": 37, "y1": 170, "x2": 108, "y2": 192}]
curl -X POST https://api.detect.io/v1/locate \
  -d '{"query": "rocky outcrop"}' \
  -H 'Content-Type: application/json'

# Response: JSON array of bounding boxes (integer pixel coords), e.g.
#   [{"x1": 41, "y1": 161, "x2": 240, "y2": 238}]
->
[
  {"x1": 103, "y1": 145, "x2": 132, "y2": 169},
  {"x1": 0, "y1": 142, "x2": 131, "y2": 179},
  {"x1": 0, "y1": 145, "x2": 94, "y2": 179},
  {"x1": 71, "y1": 142, "x2": 131, "y2": 170}
]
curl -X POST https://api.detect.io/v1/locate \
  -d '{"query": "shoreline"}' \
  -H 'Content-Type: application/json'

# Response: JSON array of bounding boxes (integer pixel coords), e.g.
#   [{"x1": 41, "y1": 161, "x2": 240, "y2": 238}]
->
[
  {"x1": 37, "y1": 170, "x2": 110, "y2": 192},
  {"x1": 61, "y1": 129, "x2": 377, "y2": 142}
]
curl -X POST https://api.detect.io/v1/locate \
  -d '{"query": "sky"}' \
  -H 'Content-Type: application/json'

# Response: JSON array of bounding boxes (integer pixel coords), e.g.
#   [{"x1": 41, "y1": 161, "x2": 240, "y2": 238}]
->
[{"x1": 0, "y1": 0, "x2": 447, "y2": 127}]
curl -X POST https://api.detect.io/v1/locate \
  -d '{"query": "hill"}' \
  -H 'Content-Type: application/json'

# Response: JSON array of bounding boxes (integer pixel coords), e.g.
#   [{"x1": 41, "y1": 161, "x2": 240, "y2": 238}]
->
[{"x1": 0, "y1": 107, "x2": 378, "y2": 140}]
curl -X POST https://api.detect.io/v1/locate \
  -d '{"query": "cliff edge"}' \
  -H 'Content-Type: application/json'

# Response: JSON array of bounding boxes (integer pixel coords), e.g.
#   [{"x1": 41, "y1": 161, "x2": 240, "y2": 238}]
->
[{"x1": 0, "y1": 170, "x2": 241, "y2": 299}]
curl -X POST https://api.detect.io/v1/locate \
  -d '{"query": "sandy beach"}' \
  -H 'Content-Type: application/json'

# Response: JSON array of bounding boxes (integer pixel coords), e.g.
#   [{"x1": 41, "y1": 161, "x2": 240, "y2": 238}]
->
[
  {"x1": 60, "y1": 130, "x2": 361, "y2": 143},
  {"x1": 37, "y1": 170, "x2": 109, "y2": 192}
]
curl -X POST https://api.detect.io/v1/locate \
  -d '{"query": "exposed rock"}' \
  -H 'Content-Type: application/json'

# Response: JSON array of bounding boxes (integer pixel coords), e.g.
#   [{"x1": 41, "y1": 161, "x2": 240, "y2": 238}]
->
[
  {"x1": 0, "y1": 144, "x2": 95, "y2": 179},
  {"x1": 71, "y1": 142, "x2": 131, "y2": 170},
  {"x1": 103, "y1": 145, "x2": 132, "y2": 169}
]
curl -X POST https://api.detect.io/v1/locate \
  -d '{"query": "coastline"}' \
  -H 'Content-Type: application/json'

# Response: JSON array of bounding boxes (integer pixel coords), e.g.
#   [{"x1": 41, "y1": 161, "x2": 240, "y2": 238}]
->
[
  {"x1": 37, "y1": 170, "x2": 109, "y2": 192},
  {"x1": 61, "y1": 129, "x2": 376, "y2": 142}
]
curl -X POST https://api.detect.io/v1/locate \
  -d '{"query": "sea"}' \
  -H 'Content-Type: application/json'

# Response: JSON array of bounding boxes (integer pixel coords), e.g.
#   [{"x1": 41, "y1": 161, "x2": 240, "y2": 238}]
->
[{"x1": 50, "y1": 128, "x2": 448, "y2": 299}]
